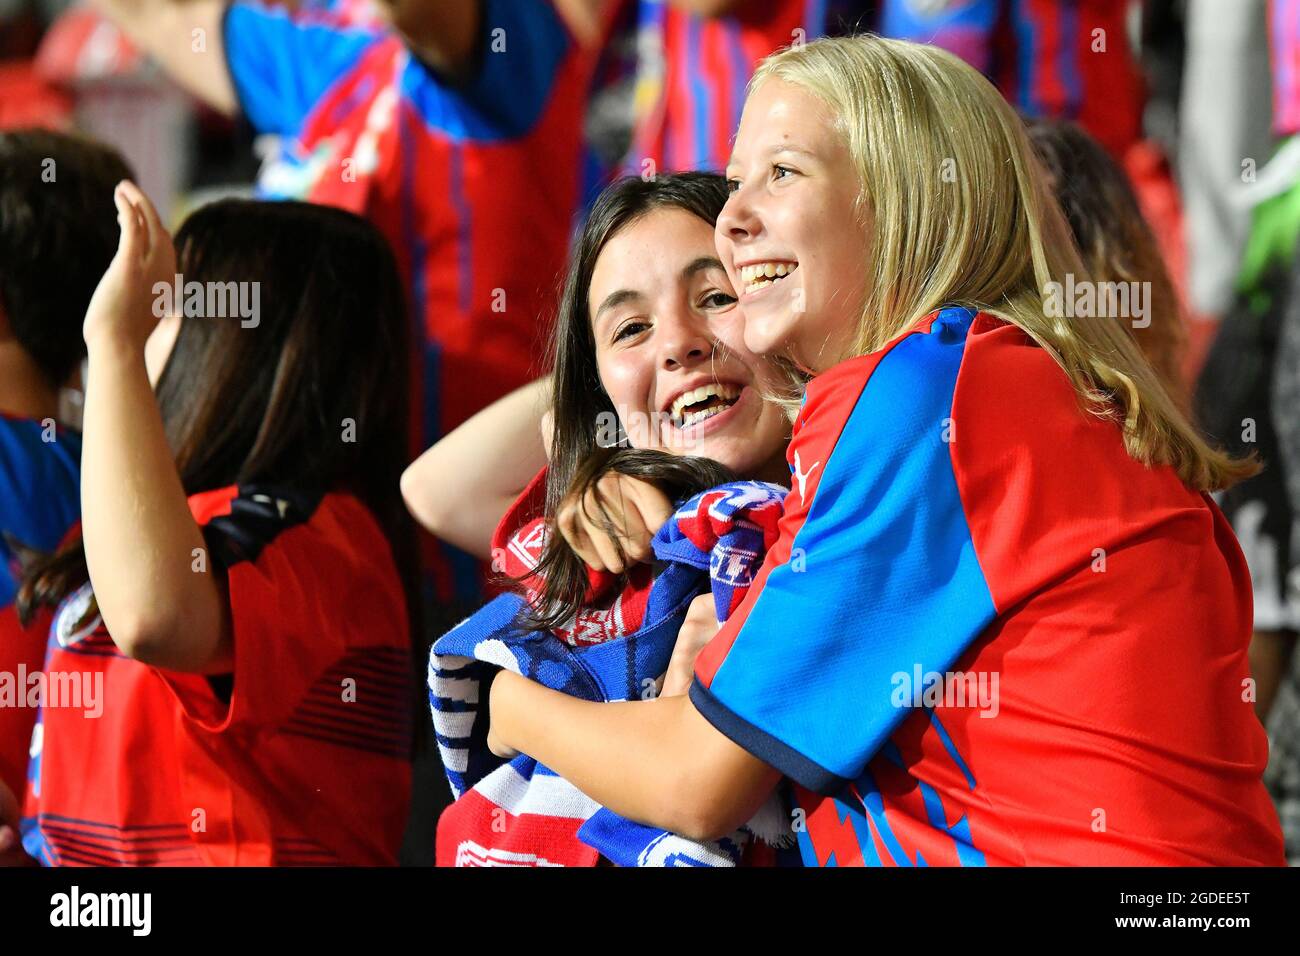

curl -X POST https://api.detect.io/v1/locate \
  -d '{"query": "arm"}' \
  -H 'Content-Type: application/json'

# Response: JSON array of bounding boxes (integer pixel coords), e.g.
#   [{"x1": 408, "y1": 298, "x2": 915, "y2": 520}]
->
[
  {"x1": 666, "y1": 0, "x2": 746, "y2": 16},
  {"x1": 80, "y1": 182, "x2": 232, "y2": 674},
  {"x1": 493, "y1": 323, "x2": 996, "y2": 837},
  {"x1": 88, "y1": 0, "x2": 238, "y2": 115},
  {"x1": 401, "y1": 377, "x2": 550, "y2": 559},
  {"x1": 380, "y1": 0, "x2": 482, "y2": 80},
  {"x1": 490, "y1": 669, "x2": 780, "y2": 842}
]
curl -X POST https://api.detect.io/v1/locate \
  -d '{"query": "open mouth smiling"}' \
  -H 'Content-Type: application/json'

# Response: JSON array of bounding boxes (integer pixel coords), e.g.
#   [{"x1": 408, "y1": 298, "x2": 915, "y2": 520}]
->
[
  {"x1": 738, "y1": 260, "x2": 799, "y2": 296},
  {"x1": 664, "y1": 381, "x2": 742, "y2": 429}
]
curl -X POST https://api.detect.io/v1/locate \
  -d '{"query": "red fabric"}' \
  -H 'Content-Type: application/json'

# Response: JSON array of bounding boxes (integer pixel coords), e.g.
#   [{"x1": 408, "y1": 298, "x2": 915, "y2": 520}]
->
[
  {"x1": 697, "y1": 311, "x2": 1283, "y2": 865},
  {"x1": 0, "y1": 606, "x2": 49, "y2": 799},
  {"x1": 0, "y1": 63, "x2": 72, "y2": 129},
  {"x1": 21, "y1": 489, "x2": 412, "y2": 866}
]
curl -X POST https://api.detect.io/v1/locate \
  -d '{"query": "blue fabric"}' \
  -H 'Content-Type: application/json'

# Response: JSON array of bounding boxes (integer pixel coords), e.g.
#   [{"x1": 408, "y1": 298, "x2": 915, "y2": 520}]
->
[
  {"x1": 399, "y1": 0, "x2": 572, "y2": 141},
  {"x1": 223, "y1": 2, "x2": 382, "y2": 136},
  {"x1": 225, "y1": 0, "x2": 572, "y2": 142},
  {"x1": 429, "y1": 480, "x2": 788, "y2": 866},
  {"x1": 691, "y1": 308, "x2": 998, "y2": 794},
  {"x1": 0, "y1": 418, "x2": 81, "y2": 609}
]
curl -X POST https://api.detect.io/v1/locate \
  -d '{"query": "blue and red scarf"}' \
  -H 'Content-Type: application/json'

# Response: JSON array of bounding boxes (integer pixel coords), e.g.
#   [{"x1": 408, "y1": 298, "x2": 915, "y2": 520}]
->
[{"x1": 427, "y1": 468, "x2": 791, "y2": 866}]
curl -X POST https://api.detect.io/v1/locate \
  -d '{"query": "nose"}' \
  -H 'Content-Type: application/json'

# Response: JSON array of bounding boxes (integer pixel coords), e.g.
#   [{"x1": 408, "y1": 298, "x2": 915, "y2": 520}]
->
[
  {"x1": 658, "y1": 303, "x2": 714, "y2": 372},
  {"x1": 716, "y1": 183, "x2": 762, "y2": 246}
]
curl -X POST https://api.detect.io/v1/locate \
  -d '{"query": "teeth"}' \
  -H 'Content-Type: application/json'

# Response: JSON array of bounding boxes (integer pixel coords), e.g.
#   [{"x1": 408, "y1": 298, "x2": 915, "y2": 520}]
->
[
  {"x1": 739, "y1": 261, "x2": 797, "y2": 284},
  {"x1": 681, "y1": 404, "x2": 728, "y2": 427},
  {"x1": 668, "y1": 382, "x2": 741, "y2": 424}
]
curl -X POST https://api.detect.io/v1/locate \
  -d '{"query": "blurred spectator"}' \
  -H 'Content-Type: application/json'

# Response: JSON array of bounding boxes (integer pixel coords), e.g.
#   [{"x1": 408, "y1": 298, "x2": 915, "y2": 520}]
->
[
  {"x1": 878, "y1": 0, "x2": 1144, "y2": 160},
  {"x1": 623, "y1": 0, "x2": 871, "y2": 176}
]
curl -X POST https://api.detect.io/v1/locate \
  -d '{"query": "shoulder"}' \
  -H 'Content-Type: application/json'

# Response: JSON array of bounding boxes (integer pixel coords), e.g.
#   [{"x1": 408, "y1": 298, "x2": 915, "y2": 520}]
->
[
  {"x1": 0, "y1": 415, "x2": 81, "y2": 531},
  {"x1": 795, "y1": 307, "x2": 980, "y2": 458},
  {"x1": 0, "y1": 414, "x2": 81, "y2": 464},
  {"x1": 225, "y1": 0, "x2": 388, "y2": 43},
  {"x1": 188, "y1": 484, "x2": 386, "y2": 572}
]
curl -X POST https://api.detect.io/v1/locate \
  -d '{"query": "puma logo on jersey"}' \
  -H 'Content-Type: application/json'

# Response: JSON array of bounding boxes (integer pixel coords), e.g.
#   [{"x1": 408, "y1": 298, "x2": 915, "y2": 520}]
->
[{"x1": 793, "y1": 452, "x2": 820, "y2": 503}]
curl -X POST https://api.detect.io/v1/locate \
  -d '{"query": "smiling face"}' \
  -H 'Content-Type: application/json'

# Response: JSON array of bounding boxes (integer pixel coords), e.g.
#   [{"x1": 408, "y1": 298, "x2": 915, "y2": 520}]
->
[
  {"x1": 717, "y1": 78, "x2": 871, "y2": 374},
  {"x1": 589, "y1": 206, "x2": 789, "y2": 479}
]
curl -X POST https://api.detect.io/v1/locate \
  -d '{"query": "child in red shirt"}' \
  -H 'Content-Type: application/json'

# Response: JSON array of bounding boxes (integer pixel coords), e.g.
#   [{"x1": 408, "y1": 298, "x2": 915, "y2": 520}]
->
[{"x1": 14, "y1": 184, "x2": 419, "y2": 866}]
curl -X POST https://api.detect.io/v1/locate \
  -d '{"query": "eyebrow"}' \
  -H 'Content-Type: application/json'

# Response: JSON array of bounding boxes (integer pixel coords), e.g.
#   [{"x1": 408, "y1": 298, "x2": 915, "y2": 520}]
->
[
  {"x1": 592, "y1": 289, "x2": 642, "y2": 332},
  {"x1": 682, "y1": 256, "x2": 725, "y2": 279},
  {"x1": 726, "y1": 142, "x2": 818, "y2": 172},
  {"x1": 593, "y1": 257, "x2": 727, "y2": 326},
  {"x1": 765, "y1": 143, "x2": 817, "y2": 159}
]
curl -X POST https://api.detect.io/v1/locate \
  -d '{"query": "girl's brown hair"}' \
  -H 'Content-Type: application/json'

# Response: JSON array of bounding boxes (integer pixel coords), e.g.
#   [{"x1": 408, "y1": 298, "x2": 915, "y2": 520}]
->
[
  {"x1": 19, "y1": 199, "x2": 419, "y2": 656},
  {"x1": 523, "y1": 172, "x2": 739, "y2": 631}
]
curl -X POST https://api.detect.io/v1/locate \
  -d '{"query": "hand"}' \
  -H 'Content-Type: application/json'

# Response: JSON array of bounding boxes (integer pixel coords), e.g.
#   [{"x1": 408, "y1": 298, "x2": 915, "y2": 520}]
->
[
  {"x1": 0, "y1": 777, "x2": 35, "y2": 867},
  {"x1": 557, "y1": 472, "x2": 673, "y2": 574},
  {"x1": 659, "y1": 593, "x2": 721, "y2": 697},
  {"x1": 83, "y1": 180, "x2": 177, "y2": 354}
]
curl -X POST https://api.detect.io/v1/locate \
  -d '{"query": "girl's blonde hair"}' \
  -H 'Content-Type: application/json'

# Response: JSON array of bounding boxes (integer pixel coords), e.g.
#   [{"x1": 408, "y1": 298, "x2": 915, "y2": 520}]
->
[{"x1": 749, "y1": 35, "x2": 1253, "y2": 492}]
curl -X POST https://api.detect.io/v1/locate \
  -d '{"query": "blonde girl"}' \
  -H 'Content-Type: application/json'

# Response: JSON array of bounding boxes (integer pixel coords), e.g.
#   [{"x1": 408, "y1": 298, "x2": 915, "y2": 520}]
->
[{"x1": 484, "y1": 35, "x2": 1285, "y2": 866}]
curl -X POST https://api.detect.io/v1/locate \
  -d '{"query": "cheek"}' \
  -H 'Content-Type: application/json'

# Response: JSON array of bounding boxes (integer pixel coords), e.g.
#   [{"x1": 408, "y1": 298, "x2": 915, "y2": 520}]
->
[
  {"x1": 597, "y1": 351, "x2": 643, "y2": 407},
  {"x1": 596, "y1": 351, "x2": 657, "y2": 445},
  {"x1": 710, "y1": 310, "x2": 748, "y2": 355}
]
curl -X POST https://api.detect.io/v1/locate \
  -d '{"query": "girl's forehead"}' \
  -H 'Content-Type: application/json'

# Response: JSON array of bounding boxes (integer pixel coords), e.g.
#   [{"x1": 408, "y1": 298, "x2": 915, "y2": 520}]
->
[
  {"x1": 733, "y1": 81, "x2": 839, "y2": 163},
  {"x1": 596, "y1": 211, "x2": 714, "y2": 272}
]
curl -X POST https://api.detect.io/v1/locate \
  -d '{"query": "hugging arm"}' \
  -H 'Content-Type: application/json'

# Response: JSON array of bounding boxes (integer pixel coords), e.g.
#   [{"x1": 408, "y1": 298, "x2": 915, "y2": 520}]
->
[
  {"x1": 490, "y1": 325, "x2": 1001, "y2": 837},
  {"x1": 401, "y1": 378, "x2": 551, "y2": 559},
  {"x1": 490, "y1": 669, "x2": 781, "y2": 842}
]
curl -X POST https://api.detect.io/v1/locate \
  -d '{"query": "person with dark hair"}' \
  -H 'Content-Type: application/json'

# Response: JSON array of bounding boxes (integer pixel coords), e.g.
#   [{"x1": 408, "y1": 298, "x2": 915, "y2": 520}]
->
[
  {"x1": 7, "y1": 183, "x2": 420, "y2": 867},
  {"x1": 1025, "y1": 118, "x2": 1188, "y2": 402},
  {"x1": 403, "y1": 171, "x2": 793, "y2": 865},
  {"x1": 87, "y1": 0, "x2": 608, "y2": 610},
  {"x1": 0, "y1": 129, "x2": 133, "y2": 866},
  {"x1": 403, "y1": 171, "x2": 791, "y2": 609}
]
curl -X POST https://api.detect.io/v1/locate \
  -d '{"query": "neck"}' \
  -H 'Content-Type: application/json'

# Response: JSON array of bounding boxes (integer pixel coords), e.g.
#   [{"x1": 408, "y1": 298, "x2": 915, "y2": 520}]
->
[
  {"x1": 758, "y1": 447, "x2": 793, "y2": 487},
  {"x1": 0, "y1": 342, "x2": 59, "y2": 421}
]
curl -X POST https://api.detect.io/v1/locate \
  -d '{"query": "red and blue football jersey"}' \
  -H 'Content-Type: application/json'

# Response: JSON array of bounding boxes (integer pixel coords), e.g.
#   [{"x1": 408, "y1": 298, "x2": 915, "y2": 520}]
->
[
  {"x1": 1272, "y1": 0, "x2": 1300, "y2": 135},
  {"x1": 626, "y1": 0, "x2": 861, "y2": 175},
  {"x1": 0, "y1": 414, "x2": 80, "y2": 610},
  {"x1": 0, "y1": 414, "x2": 81, "y2": 799},
  {"x1": 20, "y1": 486, "x2": 413, "y2": 866},
  {"x1": 880, "y1": 0, "x2": 1143, "y2": 160},
  {"x1": 222, "y1": 0, "x2": 594, "y2": 602},
  {"x1": 692, "y1": 307, "x2": 1285, "y2": 866}
]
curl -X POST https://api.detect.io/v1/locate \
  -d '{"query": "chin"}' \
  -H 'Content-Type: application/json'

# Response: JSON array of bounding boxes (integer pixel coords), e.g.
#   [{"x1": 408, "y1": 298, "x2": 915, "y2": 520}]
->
[{"x1": 742, "y1": 319, "x2": 791, "y2": 358}]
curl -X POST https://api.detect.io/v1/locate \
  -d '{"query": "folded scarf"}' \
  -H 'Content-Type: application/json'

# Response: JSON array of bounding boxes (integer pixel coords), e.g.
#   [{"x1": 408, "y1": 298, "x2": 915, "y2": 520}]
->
[{"x1": 428, "y1": 471, "x2": 790, "y2": 866}]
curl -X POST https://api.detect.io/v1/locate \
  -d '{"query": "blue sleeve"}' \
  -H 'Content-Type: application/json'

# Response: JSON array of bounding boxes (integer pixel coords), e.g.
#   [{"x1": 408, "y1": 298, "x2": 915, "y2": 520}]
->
[
  {"x1": 0, "y1": 419, "x2": 81, "y2": 607},
  {"x1": 399, "y1": 0, "x2": 573, "y2": 140},
  {"x1": 689, "y1": 313, "x2": 998, "y2": 795},
  {"x1": 223, "y1": 1, "x2": 383, "y2": 135}
]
